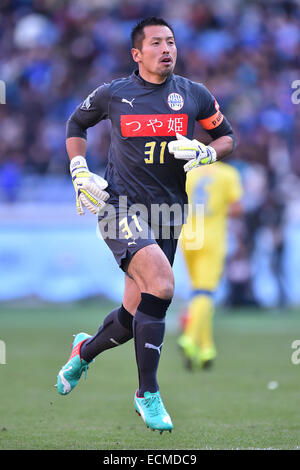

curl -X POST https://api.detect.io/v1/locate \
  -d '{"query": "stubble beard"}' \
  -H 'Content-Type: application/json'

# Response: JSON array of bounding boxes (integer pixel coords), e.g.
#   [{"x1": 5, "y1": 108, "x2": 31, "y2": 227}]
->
[{"x1": 158, "y1": 63, "x2": 175, "y2": 78}]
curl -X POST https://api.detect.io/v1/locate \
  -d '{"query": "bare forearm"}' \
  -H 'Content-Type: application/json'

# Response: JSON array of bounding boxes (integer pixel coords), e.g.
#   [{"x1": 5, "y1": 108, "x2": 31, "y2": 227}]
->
[
  {"x1": 66, "y1": 137, "x2": 87, "y2": 161},
  {"x1": 210, "y1": 136, "x2": 234, "y2": 160}
]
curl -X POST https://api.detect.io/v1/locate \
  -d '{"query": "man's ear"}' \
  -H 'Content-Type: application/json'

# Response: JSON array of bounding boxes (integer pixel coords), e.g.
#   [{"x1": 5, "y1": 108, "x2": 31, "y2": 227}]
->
[{"x1": 131, "y1": 48, "x2": 141, "y2": 63}]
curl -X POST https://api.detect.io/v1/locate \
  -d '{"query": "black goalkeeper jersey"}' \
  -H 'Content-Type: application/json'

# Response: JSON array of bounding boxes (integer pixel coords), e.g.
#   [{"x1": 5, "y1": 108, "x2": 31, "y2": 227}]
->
[{"x1": 67, "y1": 70, "x2": 234, "y2": 224}]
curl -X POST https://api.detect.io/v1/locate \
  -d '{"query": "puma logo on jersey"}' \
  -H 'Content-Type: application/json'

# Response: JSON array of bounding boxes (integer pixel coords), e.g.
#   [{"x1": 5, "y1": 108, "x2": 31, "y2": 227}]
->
[
  {"x1": 145, "y1": 342, "x2": 163, "y2": 355},
  {"x1": 81, "y1": 89, "x2": 97, "y2": 110},
  {"x1": 122, "y1": 98, "x2": 135, "y2": 108}
]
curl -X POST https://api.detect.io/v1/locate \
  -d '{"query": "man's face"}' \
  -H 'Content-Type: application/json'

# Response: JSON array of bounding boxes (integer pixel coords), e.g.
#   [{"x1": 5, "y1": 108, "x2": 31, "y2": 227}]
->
[{"x1": 132, "y1": 25, "x2": 177, "y2": 82}]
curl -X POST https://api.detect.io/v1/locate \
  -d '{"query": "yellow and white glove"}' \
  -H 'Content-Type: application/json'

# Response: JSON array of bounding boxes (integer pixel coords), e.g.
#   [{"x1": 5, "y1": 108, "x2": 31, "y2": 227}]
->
[
  {"x1": 70, "y1": 156, "x2": 110, "y2": 215},
  {"x1": 168, "y1": 133, "x2": 217, "y2": 172}
]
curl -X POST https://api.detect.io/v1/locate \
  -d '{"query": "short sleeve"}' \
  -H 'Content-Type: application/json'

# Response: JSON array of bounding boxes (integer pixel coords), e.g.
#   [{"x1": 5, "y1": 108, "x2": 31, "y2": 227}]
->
[
  {"x1": 195, "y1": 84, "x2": 224, "y2": 131},
  {"x1": 192, "y1": 82, "x2": 234, "y2": 142},
  {"x1": 66, "y1": 84, "x2": 111, "y2": 138}
]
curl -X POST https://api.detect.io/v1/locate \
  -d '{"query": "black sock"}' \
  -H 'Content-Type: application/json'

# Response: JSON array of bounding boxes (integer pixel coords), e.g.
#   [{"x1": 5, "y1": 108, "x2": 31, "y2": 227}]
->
[
  {"x1": 133, "y1": 293, "x2": 172, "y2": 397},
  {"x1": 80, "y1": 305, "x2": 133, "y2": 362}
]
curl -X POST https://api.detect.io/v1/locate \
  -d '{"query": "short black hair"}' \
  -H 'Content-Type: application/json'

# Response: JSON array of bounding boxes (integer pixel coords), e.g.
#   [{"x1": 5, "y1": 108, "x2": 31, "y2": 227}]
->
[{"x1": 131, "y1": 17, "x2": 175, "y2": 50}]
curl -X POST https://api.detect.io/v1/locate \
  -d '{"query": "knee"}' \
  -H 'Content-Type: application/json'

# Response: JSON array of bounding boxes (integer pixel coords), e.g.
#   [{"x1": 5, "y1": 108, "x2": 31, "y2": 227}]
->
[
  {"x1": 129, "y1": 244, "x2": 175, "y2": 300},
  {"x1": 151, "y1": 272, "x2": 174, "y2": 300}
]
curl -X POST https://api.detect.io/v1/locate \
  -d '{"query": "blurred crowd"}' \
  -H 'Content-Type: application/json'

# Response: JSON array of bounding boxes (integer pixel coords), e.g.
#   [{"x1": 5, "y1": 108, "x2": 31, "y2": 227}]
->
[{"x1": 1, "y1": 0, "x2": 300, "y2": 306}]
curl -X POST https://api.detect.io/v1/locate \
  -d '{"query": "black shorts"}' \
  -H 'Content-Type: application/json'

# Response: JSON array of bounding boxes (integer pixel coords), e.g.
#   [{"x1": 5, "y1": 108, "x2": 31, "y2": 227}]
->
[{"x1": 98, "y1": 203, "x2": 182, "y2": 272}]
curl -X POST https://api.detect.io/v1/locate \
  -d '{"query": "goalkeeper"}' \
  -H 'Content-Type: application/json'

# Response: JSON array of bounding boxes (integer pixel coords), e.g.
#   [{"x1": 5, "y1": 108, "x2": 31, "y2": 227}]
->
[{"x1": 56, "y1": 17, "x2": 235, "y2": 434}]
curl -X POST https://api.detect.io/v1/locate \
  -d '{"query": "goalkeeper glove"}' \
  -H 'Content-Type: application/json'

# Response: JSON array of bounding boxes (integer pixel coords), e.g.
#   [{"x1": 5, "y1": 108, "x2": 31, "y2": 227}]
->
[
  {"x1": 70, "y1": 156, "x2": 110, "y2": 215},
  {"x1": 168, "y1": 133, "x2": 217, "y2": 172}
]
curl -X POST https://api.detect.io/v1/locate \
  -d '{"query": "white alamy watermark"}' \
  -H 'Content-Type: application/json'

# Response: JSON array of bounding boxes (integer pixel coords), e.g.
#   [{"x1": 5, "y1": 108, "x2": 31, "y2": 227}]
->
[
  {"x1": 0, "y1": 80, "x2": 6, "y2": 104},
  {"x1": 291, "y1": 80, "x2": 300, "y2": 104},
  {"x1": 0, "y1": 340, "x2": 6, "y2": 364},
  {"x1": 96, "y1": 196, "x2": 205, "y2": 250},
  {"x1": 291, "y1": 340, "x2": 300, "y2": 365}
]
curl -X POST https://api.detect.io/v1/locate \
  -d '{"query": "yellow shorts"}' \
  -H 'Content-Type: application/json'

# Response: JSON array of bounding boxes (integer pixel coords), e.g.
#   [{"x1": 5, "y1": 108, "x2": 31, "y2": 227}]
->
[{"x1": 181, "y1": 244, "x2": 225, "y2": 291}]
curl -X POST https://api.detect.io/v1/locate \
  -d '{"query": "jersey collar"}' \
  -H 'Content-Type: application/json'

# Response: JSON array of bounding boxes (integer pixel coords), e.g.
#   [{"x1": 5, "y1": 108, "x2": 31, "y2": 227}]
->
[{"x1": 132, "y1": 70, "x2": 172, "y2": 88}]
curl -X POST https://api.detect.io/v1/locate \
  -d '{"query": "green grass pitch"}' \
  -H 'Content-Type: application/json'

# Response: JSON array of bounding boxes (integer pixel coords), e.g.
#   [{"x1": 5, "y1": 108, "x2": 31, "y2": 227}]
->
[{"x1": 0, "y1": 300, "x2": 300, "y2": 450}]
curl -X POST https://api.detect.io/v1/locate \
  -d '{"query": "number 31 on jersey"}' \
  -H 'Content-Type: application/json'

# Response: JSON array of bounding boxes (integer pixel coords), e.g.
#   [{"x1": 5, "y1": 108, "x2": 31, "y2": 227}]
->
[{"x1": 144, "y1": 141, "x2": 167, "y2": 164}]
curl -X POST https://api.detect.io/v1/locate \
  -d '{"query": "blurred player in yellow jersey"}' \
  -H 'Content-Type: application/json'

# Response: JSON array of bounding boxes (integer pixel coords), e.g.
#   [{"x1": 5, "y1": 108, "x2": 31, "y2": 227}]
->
[{"x1": 178, "y1": 161, "x2": 243, "y2": 369}]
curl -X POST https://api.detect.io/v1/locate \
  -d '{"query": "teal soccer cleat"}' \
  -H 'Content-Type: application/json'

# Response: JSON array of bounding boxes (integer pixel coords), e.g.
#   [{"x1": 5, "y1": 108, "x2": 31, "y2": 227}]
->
[
  {"x1": 56, "y1": 332, "x2": 92, "y2": 395},
  {"x1": 134, "y1": 390, "x2": 173, "y2": 434}
]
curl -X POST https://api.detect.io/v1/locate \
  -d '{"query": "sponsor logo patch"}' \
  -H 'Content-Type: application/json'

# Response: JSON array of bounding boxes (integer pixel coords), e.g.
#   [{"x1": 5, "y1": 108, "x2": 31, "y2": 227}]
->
[{"x1": 120, "y1": 114, "x2": 188, "y2": 137}]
